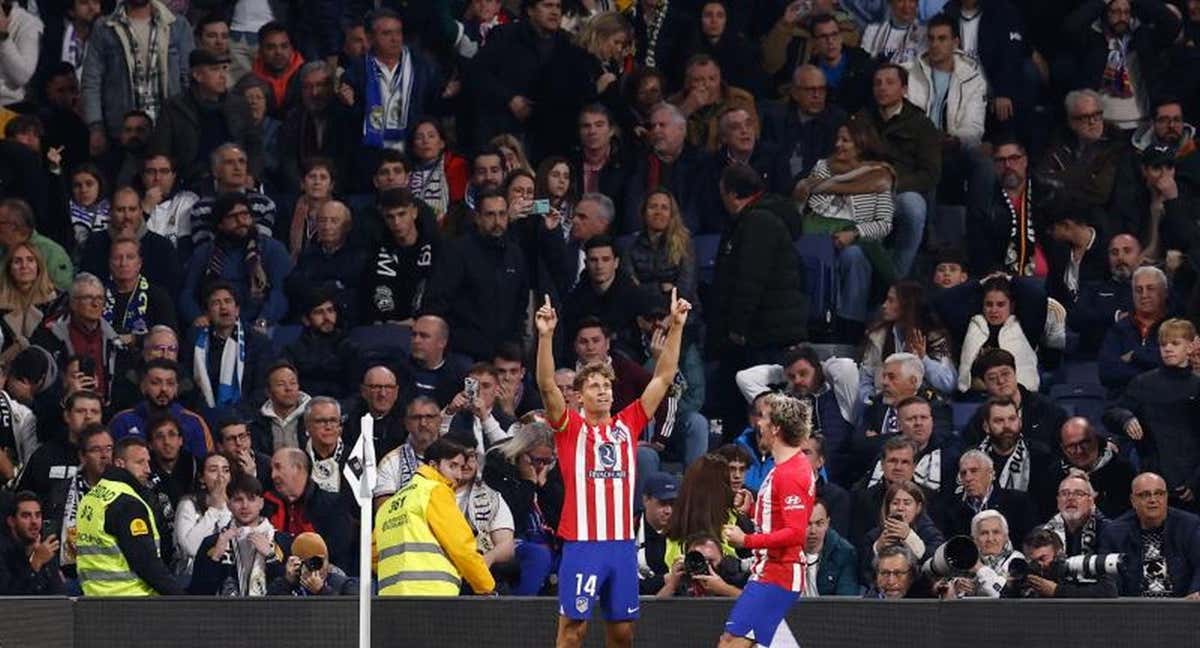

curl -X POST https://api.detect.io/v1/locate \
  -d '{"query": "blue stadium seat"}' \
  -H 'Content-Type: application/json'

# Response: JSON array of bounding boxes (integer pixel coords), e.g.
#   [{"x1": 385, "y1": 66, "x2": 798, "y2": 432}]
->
[
  {"x1": 1061, "y1": 361, "x2": 1101, "y2": 386},
  {"x1": 1050, "y1": 383, "x2": 1109, "y2": 434},
  {"x1": 269, "y1": 324, "x2": 303, "y2": 354},
  {"x1": 348, "y1": 323, "x2": 413, "y2": 362},
  {"x1": 951, "y1": 401, "x2": 978, "y2": 434},
  {"x1": 793, "y1": 235, "x2": 835, "y2": 325},
  {"x1": 693, "y1": 234, "x2": 721, "y2": 286}
]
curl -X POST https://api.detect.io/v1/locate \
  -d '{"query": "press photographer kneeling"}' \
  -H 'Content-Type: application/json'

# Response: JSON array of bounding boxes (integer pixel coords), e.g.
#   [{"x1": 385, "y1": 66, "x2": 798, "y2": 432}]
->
[
  {"x1": 657, "y1": 533, "x2": 748, "y2": 597},
  {"x1": 1018, "y1": 527, "x2": 1118, "y2": 598}
]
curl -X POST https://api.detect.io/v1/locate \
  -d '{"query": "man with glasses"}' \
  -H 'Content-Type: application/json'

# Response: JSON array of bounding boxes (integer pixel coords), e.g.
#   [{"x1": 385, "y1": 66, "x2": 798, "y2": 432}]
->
[
  {"x1": 47, "y1": 424, "x2": 113, "y2": 584},
  {"x1": 967, "y1": 137, "x2": 1045, "y2": 276},
  {"x1": 302, "y1": 397, "x2": 350, "y2": 496},
  {"x1": 110, "y1": 326, "x2": 186, "y2": 413},
  {"x1": 184, "y1": 143, "x2": 278, "y2": 249},
  {"x1": 1052, "y1": 418, "x2": 1133, "y2": 519},
  {"x1": 1043, "y1": 472, "x2": 1111, "y2": 557},
  {"x1": 32, "y1": 273, "x2": 125, "y2": 399},
  {"x1": 216, "y1": 415, "x2": 272, "y2": 481},
  {"x1": 374, "y1": 396, "x2": 444, "y2": 506},
  {"x1": 1099, "y1": 472, "x2": 1200, "y2": 597},
  {"x1": 1032, "y1": 89, "x2": 1124, "y2": 221},
  {"x1": 140, "y1": 154, "x2": 200, "y2": 255},
  {"x1": 342, "y1": 365, "x2": 406, "y2": 461},
  {"x1": 762, "y1": 64, "x2": 846, "y2": 185}
]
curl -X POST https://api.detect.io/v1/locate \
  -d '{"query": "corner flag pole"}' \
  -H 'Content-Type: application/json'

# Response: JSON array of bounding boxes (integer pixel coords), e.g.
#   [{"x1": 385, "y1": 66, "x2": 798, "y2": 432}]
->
[{"x1": 356, "y1": 414, "x2": 378, "y2": 648}]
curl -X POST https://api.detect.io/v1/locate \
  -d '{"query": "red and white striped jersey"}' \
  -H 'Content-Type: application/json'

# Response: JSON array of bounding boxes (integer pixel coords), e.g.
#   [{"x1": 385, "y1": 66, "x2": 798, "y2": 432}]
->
[
  {"x1": 745, "y1": 451, "x2": 815, "y2": 593},
  {"x1": 552, "y1": 401, "x2": 647, "y2": 542}
]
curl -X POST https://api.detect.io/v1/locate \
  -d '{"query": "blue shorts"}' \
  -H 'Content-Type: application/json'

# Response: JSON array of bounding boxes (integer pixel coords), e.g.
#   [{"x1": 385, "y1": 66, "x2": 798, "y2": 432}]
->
[
  {"x1": 724, "y1": 581, "x2": 799, "y2": 645},
  {"x1": 558, "y1": 540, "x2": 639, "y2": 621}
]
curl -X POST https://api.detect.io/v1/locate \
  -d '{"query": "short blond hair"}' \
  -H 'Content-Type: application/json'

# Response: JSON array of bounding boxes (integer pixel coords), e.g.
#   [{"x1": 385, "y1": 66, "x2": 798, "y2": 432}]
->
[{"x1": 1158, "y1": 317, "x2": 1196, "y2": 344}]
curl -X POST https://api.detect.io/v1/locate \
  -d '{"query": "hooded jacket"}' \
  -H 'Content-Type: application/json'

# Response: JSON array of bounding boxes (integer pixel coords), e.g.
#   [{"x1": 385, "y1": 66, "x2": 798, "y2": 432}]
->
[{"x1": 903, "y1": 50, "x2": 988, "y2": 146}]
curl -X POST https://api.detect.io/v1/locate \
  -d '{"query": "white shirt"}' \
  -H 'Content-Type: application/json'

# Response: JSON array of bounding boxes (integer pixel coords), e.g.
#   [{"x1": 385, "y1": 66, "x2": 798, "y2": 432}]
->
[
  {"x1": 231, "y1": 0, "x2": 274, "y2": 33},
  {"x1": 958, "y1": 9, "x2": 981, "y2": 60}
]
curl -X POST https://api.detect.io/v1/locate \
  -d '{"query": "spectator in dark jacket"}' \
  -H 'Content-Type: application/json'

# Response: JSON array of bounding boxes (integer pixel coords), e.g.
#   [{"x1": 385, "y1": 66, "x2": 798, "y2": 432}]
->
[
  {"x1": 631, "y1": 0, "x2": 693, "y2": 90},
  {"x1": 1052, "y1": 418, "x2": 1134, "y2": 520},
  {"x1": 340, "y1": 9, "x2": 441, "y2": 182},
  {"x1": 1098, "y1": 472, "x2": 1200, "y2": 597},
  {"x1": 80, "y1": 187, "x2": 183, "y2": 298},
  {"x1": 1043, "y1": 210, "x2": 1108, "y2": 309},
  {"x1": 759, "y1": 64, "x2": 848, "y2": 186},
  {"x1": 940, "y1": 0, "x2": 1029, "y2": 128},
  {"x1": 282, "y1": 289, "x2": 362, "y2": 401},
  {"x1": 856, "y1": 63, "x2": 941, "y2": 278},
  {"x1": 1099, "y1": 265, "x2": 1170, "y2": 394},
  {"x1": 686, "y1": 0, "x2": 768, "y2": 96},
  {"x1": 424, "y1": 189, "x2": 530, "y2": 361},
  {"x1": 806, "y1": 499, "x2": 860, "y2": 596},
  {"x1": 710, "y1": 107, "x2": 793, "y2": 195},
  {"x1": 938, "y1": 449, "x2": 1035, "y2": 543},
  {"x1": 468, "y1": 0, "x2": 581, "y2": 155},
  {"x1": 181, "y1": 281, "x2": 274, "y2": 416},
  {"x1": 1069, "y1": 233, "x2": 1139, "y2": 355},
  {"x1": 622, "y1": 102, "x2": 720, "y2": 235},
  {"x1": 263, "y1": 448, "x2": 354, "y2": 572},
  {"x1": 288, "y1": 201, "x2": 369, "y2": 326},
  {"x1": 1105, "y1": 318, "x2": 1200, "y2": 507},
  {"x1": 563, "y1": 236, "x2": 644, "y2": 351},
  {"x1": 0, "y1": 492, "x2": 67, "y2": 595},
  {"x1": 962, "y1": 349, "x2": 1069, "y2": 449},
  {"x1": 1063, "y1": 0, "x2": 1179, "y2": 131},
  {"x1": 279, "y1": 61, "x2": 358, "y2": 192},
  {"x1": 808, "y1": 14, "x2": 874, "y2": 116},
  {"x1": 1112, "y1": 143, "x2": 1199, "y2": 257},
  {"x1": 1033, "y1": 90, "x2": 1127, "y2": 223},
  {"x1": 149, "y1": 49, "x2": 263, "y2": 189}
]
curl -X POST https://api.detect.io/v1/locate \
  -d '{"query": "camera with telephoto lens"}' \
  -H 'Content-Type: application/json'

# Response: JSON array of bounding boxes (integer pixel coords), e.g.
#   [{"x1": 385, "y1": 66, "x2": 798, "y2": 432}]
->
[
  {"x1": 922, "y1": 535, "x2": 979, "y2": 579},
  {"x1": 1027, "y1": 554, "x2": 1123, "y2": 584},
  {"x1": 684, "y1": 550, "x2": 710, "y2": 577}
]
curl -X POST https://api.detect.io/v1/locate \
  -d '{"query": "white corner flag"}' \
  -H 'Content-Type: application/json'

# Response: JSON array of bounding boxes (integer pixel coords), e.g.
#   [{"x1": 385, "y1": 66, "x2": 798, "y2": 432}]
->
[{"x1": 345, "y1": 415, "x2": 378, "y2": 648}]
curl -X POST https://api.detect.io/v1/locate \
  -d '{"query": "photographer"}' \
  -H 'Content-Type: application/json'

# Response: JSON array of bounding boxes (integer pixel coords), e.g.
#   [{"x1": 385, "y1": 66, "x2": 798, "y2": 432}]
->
[
  {"x1": 1020, "y1": 528, "x2": 1117, "y2": 598},
  {"x1": 268, "y1": 532, "x2": 358, "y2": 596},
  {"x1": 935, "y1": 509, "x2": 1025, "y2": 599},
  {"x1": 657, "y1": 533, "x2": 747, "y2": 598}
]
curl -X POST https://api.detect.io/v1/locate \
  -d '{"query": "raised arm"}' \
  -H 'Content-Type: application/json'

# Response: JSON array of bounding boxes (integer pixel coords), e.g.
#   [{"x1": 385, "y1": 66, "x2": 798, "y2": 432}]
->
[
  {"x1": 641, "y1": 289, "x2": 692, "y2": 416},
  {"x1": 535, "y1": 294, "x2": 567, "y2": 426}
]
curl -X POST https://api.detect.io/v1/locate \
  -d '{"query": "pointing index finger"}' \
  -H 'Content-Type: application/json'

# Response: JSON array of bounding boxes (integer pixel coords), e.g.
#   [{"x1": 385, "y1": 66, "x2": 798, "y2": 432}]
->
[{"x1": 543, "y1": 294, "x2": 551, "y2": 308}]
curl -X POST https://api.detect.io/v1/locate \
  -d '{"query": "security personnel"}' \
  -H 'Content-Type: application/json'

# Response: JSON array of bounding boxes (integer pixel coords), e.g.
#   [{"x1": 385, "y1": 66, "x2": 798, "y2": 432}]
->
[
  {"x1": 75, "y1": 436, "x2": 184, "y2": 596},
  {"x1": 375, "y1": 437, "x2": 495, "y2": 596}
]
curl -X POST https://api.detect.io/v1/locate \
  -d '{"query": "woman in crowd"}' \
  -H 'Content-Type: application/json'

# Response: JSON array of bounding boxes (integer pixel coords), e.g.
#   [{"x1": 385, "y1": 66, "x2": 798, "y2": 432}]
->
[
  {"x1": 483, "y1": 416, "x2": 564, "y2": 595},
  {"x1": 859, "y1": 280, "x2": 957, "y2": 403},
  {"x1": 490, "y1": 134, "x2": 532, "y2": 175},
  {"x1": 173, "y1": 452, "x2": 238, "y2": 578},
  {"x1": 68, "y1": 163, "x2": 110, "y2": 262},
  {"x1": 104, "y1": 236, "x2": 177, "y2": 343},
  {"x1": 575, "y1": 11, "x2": 633, "y2": 111},
  {"x1": 626, "y1": 189, "x2": 697, "y2": 305},
  {"x1": 406, "y1": 118, "x2": 469, "y2": 219},
  {"x1": 236, "y1": 76, "x2": 280, "y2": 187},
  {"x1": 534, "y1": 156, "x2": 577, "y2": 241},
  {"x1": 861, "y1": 480, "x2": 944, "y2": 583},
  {"x1": 798, "y1": 119, "x2": 896, "y2": 338},
  {"x1": 0, "y1": 242, "x2": 61, "y2": 362},
  {"x1": 686, "y1": 0, "x2": 764, "y2": 95},
  {"x1": 286, "y1": 157, "x2": 337, "y2": 262},
  {"x1": 664, "y1": 453, "x2": 753, "y2": 565},
  {"x1": 957, "y1": 276, "x2": 1040, "y2": 393}
]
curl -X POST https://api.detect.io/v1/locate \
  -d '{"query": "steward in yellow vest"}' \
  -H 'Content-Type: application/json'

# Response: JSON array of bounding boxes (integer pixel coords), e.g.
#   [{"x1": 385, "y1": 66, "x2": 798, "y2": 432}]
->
[
  {"x1": 76, "y1": 460, "x2": 184, "y2": 596},
  {"x1": 375, "y1": 439, "x2": 495, "y2": 596}
]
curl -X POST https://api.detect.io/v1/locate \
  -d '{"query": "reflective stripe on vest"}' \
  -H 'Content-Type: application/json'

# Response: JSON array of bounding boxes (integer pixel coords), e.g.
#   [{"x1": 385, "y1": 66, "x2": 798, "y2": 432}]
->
[
  {"x1": 75, "y1": 478, "x2": 161, "y2": 597},
  {"x1": 375, "y1": 472, "x2": 461, "y2": 596}
]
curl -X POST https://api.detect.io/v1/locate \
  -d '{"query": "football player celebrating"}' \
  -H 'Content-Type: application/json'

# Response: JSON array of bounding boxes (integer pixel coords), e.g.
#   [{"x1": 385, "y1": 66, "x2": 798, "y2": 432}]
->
[{"x1": 535, "y1": 289, "x2": 690, "y2": 648}]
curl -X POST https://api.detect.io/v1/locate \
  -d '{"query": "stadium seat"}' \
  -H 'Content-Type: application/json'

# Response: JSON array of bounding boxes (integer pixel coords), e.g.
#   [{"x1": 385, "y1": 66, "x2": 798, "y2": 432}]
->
[
  {"x1": 693, "y1": 234, "x2": 721, "y2": 286},
  {"x1": 1061, "y1": 361, "x2": 1101, "y2": 386},
  {"x1": 348, "y1": 323, "x2": 413, "y2": 363},
  {"x1": 1050, "y1": 383, "x2": 1108, "y2": 434},
  {"x1": 951, "y1": 401, "x2": 978, "y2": 434},
  {"x1": 269, "y1": 324, "x2": 302, "y2": 354},
  {"x1": 793, "y1": 235, "x2": 835, "y2": 326}
]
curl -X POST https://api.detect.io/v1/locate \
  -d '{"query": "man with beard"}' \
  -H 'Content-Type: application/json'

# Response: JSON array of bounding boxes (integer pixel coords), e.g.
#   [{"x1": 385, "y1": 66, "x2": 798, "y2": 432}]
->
[
  {"x1": 1043, "y1": 472, "x2": 1111, "y2": 557},
  {"x1": 0, "y1": 492, "x2": 67, "y2": 594},
  {"x1": 109, "y1": 359, "x2": 213, "y2": 458},
  {"x1": 426, "y1": 189, "x2": 530, "y2": 361},
  {"x1": 1053, "y1": 418, "x2": 1134, "y2": 519},
  {"x1": 1123, "y1": 97, "x2": 1200, "y2": 188},
  {"x1": 736, "y1": 345, "x2": 858, "y2": 479},
  {"x1": 81, "y1": 0, "x2": 194, "y2": 156},
  {"x1": 98, "y1": 110, "x2": 153, "y2": 189},
  {"x1": 250, "y1": 23, "x2": 303, "y2": 116},
  {"x1": 967, "y1": 138, "x2": 1046, "y2": 277},
  {"x1": 181, "y1": 280, "x2": 274, "y2": 414},
  {"x1": 282, "y1": 287, "x2": 360, "y2": 399},
  {"x1": 360, "y1": 188, "x2": 440, "y2": 325},
  {"x1": 974, "y1": 397, "x2": 1057, "y2": 518},
  {"x1": 1064, "y1": 0, "x2": 1179, "y2": 132},
  {"x1": 179, "y1": 194, "x2": 291, "y2": 331},
  {"x1": 1069, "y1": 233, "x2": 1141, "y2": 353},
  {"x1": 280, "y1": 61, "x2": 356, "y2": 191}
]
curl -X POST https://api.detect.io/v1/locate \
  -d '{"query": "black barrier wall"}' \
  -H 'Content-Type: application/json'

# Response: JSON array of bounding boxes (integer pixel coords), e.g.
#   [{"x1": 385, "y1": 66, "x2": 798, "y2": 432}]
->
[{"x1": 0, "y1": 597, "x2": 1198, "y2": 647}]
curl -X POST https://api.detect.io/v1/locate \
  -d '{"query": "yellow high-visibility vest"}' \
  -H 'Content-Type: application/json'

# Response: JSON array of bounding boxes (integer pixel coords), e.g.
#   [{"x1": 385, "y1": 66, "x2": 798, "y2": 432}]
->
[
  {"x1": 75, "y1": 478, "x2": 161, "y2": 597},
  {"x1": 375, "y1": 466, "x2": 462, "y2": 596}
]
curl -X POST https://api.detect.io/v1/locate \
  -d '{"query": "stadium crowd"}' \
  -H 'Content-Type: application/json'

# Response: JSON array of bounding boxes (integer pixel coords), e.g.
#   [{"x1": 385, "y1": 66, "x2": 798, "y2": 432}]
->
[{"x1": 0, "y1": 0, "x2": 1199, "y2": 604}]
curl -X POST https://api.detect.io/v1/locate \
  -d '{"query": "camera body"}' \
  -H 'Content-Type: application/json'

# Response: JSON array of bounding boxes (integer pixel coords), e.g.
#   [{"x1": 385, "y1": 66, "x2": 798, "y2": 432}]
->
[{"x1": 684, "y1": 550, "x2": 709, "y2": 577}]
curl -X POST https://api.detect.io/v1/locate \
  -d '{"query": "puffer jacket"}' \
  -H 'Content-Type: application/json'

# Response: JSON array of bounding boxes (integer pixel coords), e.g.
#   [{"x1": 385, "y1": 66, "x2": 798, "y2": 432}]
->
[
  {"x1": 903, "y1": 51, "x2": 988, "y2": 146},
  {"x1": 957, "y1": 314, "x2": 1039, "y2": 392}
]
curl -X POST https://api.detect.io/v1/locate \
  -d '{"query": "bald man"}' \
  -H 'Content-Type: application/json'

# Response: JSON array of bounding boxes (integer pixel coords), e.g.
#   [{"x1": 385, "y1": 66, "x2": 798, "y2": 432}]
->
[
  {"x1": 759, "y1": 64, "x2": 848, "y2": 184},
  {"x1": 1098, "y1": 472, "x2": 1200, "y2": 597},
  {"x1": 263, "y1": 447, "x2": 356, "y2": 570},
  {"x1": 342, "y1": 365, "x2": 409, "y2": 459}
]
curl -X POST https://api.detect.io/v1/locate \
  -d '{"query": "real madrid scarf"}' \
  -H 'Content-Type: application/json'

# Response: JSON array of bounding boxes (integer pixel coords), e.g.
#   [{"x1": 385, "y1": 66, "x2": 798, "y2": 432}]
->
[
  {"x1": 363, "y1": 49, "x2": 414, "y2": 148},
  {"x1": 307, "y1": 437, "x2": 345, "y2": 494},
  {"x1": 103, "y1": 275, "x2": 150, "y2": 334},
  {"x1": 1045, "y1": 512, "x2": 1099, "y2": 555},
  {"x1": 194, "y1": 322, "x2": 245, "y2": 408}
]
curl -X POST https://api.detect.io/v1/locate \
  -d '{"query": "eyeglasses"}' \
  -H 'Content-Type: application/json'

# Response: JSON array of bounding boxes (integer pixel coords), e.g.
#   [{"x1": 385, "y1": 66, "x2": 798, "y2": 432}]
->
[
  {"x1": 310, "y1": 417, "x2": 340, "y2": 427},
  {"x1": 85, "y1": 444, "x2": 113, "y2": 455},
  {"x1": 1133, "y1": 489, "x2": 1168, "y2": 500},
  {"x1": 149, "y1": 344, "x2": 179, "y2": 353},
  {"x1": 992, "y1": 154, "x2": 1025, "y2": 165},
  {"x1": 877, "y1": 569, "x2": 910, "y2": 579},
  {"x1": 1155, "y1": 116, "x2": 1184, "y2": 125},
  {"x1": 1070, "y1": 111, "x2": 1104, "y2": 124},
  {"x1": 223, "y1": 432, "x2": 251, "y2": 443},
  {"x1": 1056, "y1": 489, "x2": 1092, "y2": 499},
  {"x1": 529, "y1": 456, "x2": 555, "y2": 467},
  {"x1": 72, "y1": 295, "x2": 105, "y2": 304},
  {"x1": 405, "y1": 413, "x2": 440, "y2": 421},
  {"x1": 365, "y1": 384, "x2": 398, "y2": 392}
]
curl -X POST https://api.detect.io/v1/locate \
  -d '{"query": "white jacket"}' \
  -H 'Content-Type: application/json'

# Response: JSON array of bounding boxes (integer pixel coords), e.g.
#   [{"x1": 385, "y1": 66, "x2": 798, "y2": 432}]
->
[
  {"x1": 903, "y1": 51, "x2": 988, "y2": 147},
  {"x1": 0, "y1": 5, "x2": 43, "y2": 106},
  {"x1": 957, "y1": 315, "x2": 1039, "y2": 393},
  {"x1": 734, "y1": 357, "x2": 860, "y2": 425}
]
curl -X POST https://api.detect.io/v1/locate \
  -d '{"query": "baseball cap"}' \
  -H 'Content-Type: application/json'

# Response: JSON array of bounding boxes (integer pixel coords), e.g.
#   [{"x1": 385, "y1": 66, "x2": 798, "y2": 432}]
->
[
  {"x1": 644, "y1": 472, "x2": 680, "y2": 501},
  {"x1": 1141, "y1": 144, "x2": 1176, "y2": 167},
  {"x1": 291, "y1": 532, "x2": 328, "y2": 561},
  {"x1": 189, "y1": 48, "x2": 231, "y2": 68}
]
